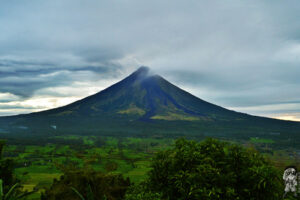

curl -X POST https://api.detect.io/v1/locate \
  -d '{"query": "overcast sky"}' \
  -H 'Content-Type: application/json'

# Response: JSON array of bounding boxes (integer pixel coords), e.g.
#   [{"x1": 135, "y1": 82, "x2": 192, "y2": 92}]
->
[{"x1": 0, "y1": 0, "x2": 300, "y2": 121}]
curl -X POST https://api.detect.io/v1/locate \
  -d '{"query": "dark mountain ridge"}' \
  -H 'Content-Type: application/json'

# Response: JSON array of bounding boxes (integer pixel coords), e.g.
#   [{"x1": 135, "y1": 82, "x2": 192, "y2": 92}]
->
[{"x1": 0, "y1": 66, "x2": 300, "y2": 138}]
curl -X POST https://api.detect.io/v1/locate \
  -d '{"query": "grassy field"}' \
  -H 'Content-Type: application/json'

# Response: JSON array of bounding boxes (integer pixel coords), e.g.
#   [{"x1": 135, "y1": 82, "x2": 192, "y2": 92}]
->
[
  {"x1": 2, "y1": 136, "x2": 173, "y2": 199},
  {"x1": 250, "y1": 137, "x2": 275, "y2": 144}
]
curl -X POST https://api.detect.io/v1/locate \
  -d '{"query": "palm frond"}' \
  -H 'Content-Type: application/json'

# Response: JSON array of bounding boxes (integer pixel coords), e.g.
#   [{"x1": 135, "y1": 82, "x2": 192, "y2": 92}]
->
[{"x1": 71, "y1": 187, "x2": 85, "y2": 200}]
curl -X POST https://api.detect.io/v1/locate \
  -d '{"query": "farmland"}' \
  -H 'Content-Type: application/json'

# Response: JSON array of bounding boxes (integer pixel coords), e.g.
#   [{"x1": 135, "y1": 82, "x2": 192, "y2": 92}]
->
[
  {"x1": 2, "y1": 136, "x2": 174, "y2": 199},
  {"x1": 1, "y1": 135, "x2": 300, "y2": 199}
]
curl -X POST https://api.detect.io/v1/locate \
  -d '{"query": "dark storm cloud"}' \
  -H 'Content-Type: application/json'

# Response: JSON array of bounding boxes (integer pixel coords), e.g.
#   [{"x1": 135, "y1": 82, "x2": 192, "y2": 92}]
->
[
  {"x1": 0, "y1": 59, "x2": 121, "y2": 77},
  {"x1": 0, "y1": 0, "x2": 300, "y2": 118},
  {"x1": 0, "y1": 58, "x2": 122, "y2": 97}
]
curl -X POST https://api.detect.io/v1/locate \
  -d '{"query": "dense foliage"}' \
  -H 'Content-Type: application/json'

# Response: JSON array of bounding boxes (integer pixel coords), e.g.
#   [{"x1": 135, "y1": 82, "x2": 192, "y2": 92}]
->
[
  {"x1": 0, "y1": 141, "x2": 18, "y2": 194},
  {"x1": 146, "y1": 138, "x2": 282, "y2": 200},
  {"x1": 41, "y1": 168, "x2": 130, "y2": 200},
  {"x1": 0, "y1": 140, "x2": 35, "y2": 200},
  {"x1": 124, "y1": 183, "x2": 162, "y2": 200}
]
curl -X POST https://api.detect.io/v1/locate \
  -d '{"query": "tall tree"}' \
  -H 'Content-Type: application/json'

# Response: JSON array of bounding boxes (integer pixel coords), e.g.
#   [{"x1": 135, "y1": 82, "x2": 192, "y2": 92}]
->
[{"x1": 147, "y1": 138, "x2": 282, "y2": 200}]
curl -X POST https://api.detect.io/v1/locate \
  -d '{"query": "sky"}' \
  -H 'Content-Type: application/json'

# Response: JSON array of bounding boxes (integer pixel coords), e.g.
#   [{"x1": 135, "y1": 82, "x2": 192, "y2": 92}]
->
[{"x1": 0, "y1": 0, "x2": 300, "y2": 121}]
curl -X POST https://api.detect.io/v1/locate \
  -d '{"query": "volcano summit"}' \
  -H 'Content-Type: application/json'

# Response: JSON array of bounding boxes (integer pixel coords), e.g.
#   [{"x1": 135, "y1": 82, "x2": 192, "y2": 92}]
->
[{"x1": 0, "y1": 67, "x2": 300, "y2": 138}]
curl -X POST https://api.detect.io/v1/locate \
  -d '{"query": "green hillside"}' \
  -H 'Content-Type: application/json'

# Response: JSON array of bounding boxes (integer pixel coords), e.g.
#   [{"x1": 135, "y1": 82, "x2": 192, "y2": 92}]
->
[{"x1": 0, "y1": 67, "x2": 300, "y2": 138}]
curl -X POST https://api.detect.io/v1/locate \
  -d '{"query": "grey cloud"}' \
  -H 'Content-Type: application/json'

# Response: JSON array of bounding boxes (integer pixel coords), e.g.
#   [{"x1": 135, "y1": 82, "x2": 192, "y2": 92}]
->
[
  {"x1": 0, "y1": 105, "x2": 43, "y2": 110},
  {"x1": 0, "y1": 58, "x2": 123, "y2": 97},
  {"x1": 0, "y1": 0, "x2": 300, "y2": 118},
  {"x1": 0, "y1": 93, "x2": 20, "y2": 103}
]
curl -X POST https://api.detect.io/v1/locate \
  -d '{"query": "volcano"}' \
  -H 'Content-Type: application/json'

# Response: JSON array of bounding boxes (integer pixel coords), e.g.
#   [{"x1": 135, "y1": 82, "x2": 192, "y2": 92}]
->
[{"x1": 1, "y1": 66, "x2": 300, "y2": 138}]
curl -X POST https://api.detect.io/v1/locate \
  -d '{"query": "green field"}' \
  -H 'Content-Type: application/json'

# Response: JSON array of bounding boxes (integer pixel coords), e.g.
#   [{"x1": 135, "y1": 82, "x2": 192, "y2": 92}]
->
[
  {"x1": 250, "y1": 137, "x2": 275, "y2": 144},
  {"x1": 2, "y1": 136, "x2": 174, "y2": 199},
  {"x1": 2, "y1": 135, "x2": 300, "y2": 199}
]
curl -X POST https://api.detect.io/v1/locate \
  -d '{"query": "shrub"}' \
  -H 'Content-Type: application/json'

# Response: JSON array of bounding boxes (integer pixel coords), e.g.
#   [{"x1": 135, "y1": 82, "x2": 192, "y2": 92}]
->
[
  {"x1": 41, "y1": 168, "x2": 130, "y2": 200},
  {"x1": 125, "y1": 182, "x2": 162, "y2": 200},
  {"x1": 147, "y1": 138, "x2": 282, "y2": 200}
]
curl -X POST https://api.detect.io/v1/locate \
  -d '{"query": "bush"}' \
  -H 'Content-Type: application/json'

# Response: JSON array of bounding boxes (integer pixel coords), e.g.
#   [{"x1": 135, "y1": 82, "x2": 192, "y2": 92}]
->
[
  {"x1": 0, "y1": 140, "x2": 35, "y2": 199},
  {"x1": 41, "y1": 168, "x2": 130, "y2": 200},
  {"x1": 147, "y1": 138, "x2": 282, "y2": 200},
  {"x1": 125, "y1": 182, "x2": 162, "y2": 200},
  {"x1": 0, "y1": 140, "x2": 18, "y2": 194}
]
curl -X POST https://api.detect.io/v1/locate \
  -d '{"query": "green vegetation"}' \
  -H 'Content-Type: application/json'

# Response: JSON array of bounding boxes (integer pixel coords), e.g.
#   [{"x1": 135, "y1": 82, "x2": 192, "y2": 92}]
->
[
  {"x1": 0, "y1": 180, "x2": 34, "y2": 200},
  {"x1": 151, "y1": 112, "x2": 200, "y2": 121},
  {"x1": 146, "y1": 138, "x2": 282, "y2": 199},
  {"x1": 41, "y1": 168, "x2": 130, "y2": 200},
  {"x1": 118, "y1": 105, "x2": 146, "y2": 116},
  {"x1": 1, "y1": 135, "x2": 299, "y2": 199},
  {"x1": 250, "y1": 137, "x2": 275, "y2": 144},
  {"x1": 2, "y1": 136, "x2": 173, "y2": 199},
  {"x1": 0, "y1": 141, "x2": 36, "y2": 200}
]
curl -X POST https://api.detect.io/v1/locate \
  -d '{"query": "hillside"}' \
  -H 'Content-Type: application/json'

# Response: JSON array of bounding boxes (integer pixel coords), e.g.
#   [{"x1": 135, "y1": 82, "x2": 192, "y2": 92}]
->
[{"x1": 0, "y1": 66, "x2": 300, "y2": 138}]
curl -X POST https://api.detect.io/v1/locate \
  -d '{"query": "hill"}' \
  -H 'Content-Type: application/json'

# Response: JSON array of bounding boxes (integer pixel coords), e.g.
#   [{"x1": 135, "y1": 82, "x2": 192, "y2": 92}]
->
[{"x1": 0, "y1": 66, "x2": 300, "y2": 138}]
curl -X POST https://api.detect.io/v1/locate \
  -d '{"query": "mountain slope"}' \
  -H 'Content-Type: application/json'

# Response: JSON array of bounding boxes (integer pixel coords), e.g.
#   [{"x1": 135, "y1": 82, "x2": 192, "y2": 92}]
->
[{"x1": 0, "y1": 66, "x2": 300, "y2": 138}]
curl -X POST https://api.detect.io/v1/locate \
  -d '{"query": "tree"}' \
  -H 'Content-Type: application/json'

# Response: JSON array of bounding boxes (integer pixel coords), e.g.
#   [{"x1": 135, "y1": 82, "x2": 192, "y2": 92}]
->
[
  {"x1": 125, "y1": 182, "x2": 162, "y2": 200},
  {"x1": 0, "y1": 140, "x2": 35, "y2": 200},
  {"x1": 0, "y1": 141, "x2": 18, "y2": 194},
  {"x1": 147, "y1": 138, "x2": 282, "y2": 200},
  {"x1": 41, "y1": 168, "x2": 130, "y2": 200}
]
